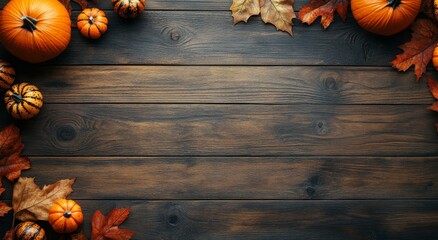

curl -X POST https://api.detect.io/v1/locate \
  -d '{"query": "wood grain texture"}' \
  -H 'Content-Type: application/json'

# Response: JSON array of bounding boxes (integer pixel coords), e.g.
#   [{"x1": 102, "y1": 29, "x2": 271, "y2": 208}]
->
[
  {"x1": 10, "y1": 66, "x2": 434, "y2": 104},
  {"x1": 1, "y1": 156, "x2": 437, "y2": 200},
  {"x1": 0, "y1": 12, "x2": 409, "y2": 66},
  {"x1": 0, "y1": 0, "x2": 314, "y2": 11},
  {"x1": 1, "y1": 200, "x2": 438, "y2": 239},
  {"x1": 1, "y1": 104, "x2": 436, "y2": 156}
]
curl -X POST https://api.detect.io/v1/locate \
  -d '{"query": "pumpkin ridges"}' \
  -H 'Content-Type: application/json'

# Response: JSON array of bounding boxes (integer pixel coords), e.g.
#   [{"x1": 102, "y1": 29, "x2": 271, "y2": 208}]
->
[{"x1": 77, "y1": 8, "x2": 108, "y2": 39}]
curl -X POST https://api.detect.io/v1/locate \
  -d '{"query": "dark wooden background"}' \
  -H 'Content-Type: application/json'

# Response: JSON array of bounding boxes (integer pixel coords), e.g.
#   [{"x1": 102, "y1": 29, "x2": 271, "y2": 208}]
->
[{"x1": 1, "y1": 0, "x2": 438, "y2": 239}]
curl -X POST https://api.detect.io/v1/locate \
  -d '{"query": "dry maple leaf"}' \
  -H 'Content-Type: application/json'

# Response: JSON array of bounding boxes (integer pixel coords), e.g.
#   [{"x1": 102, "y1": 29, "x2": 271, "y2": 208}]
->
[
  {"x1": 230, "y1": 0, "x2": 296, "y2": 34},
  {"x1": 392, "y1": 19, "x2": 438, "y2": 81},
  {"x1": 0, "y1": 124, "x2": 31, "y2": 182},
  {"x1": 230, "y1": 0, "x2": 260, "y2": 23},
  {"x1": 92, "y1": 208, "x2": 134, "y2": 240},
  {"x1": 13, "y1": 177, "x2": 75, "y2": 221},
  {"x1": 298, "y1": 0, "x2": 349, "y2": 29}
]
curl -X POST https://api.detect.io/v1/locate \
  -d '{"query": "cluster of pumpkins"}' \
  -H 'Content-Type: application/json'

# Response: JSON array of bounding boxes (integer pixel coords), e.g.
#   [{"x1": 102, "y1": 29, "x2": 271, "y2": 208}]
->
[
  {"x1": 0, "y1": 0, "x2": 146, "y2": 120},
  {"x1": 15, "y1": 199, "x2": 83, "y2": 240}
]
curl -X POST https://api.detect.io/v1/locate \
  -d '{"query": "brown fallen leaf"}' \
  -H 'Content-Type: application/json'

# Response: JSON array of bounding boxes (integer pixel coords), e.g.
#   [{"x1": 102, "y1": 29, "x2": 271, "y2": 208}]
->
[
  {"x1": 260, "y1": 0, "x2": 296, "y2": 35},
  {"x1": 0, "y1": 124, "x2": 31, "y2": 182},
  {"x1": 230, "y1": 0, "x2": 296, "y2": 35},
  {"x1": 92, "y1": 208, "x2": 134, "y2": 240},
  {"x1": 13, "y1": 177, "x2": 75, "y2": 221},
  {"x1": 230, "y1": 0, "x2": 260, "y2": 23},
  {"x1": 298, "y1": 0, "x2": 349, "y2": 29},
  {"x1": 392, "y1": 19, "x2": 438, "y2": 81}
]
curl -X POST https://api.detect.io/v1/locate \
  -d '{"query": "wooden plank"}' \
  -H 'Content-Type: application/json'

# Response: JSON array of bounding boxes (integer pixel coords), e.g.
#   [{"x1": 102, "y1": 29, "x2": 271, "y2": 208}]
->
[
  {"x1": 1, "y1": 200, "x2": 438, "y2": 239},
  {"x1": 0, "y1": 12, "x2": 409, "y2": 66},
  {"x1": 2, "y1": 104, "x2": 437, "y2": 156},
  {"x1": 1, "y1": 0, "x2": 312, "y2": 11},
  {"x1": 1, "y1": 156, "x2": 437, "y2": 200},
  {"x1": 10, "y1": 66, "x2": 434, "y2": 104}
]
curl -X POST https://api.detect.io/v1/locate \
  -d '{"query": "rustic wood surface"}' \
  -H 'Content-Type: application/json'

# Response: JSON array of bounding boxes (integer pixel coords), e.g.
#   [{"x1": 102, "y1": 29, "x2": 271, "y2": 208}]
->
[{"x1": 1, "y1": 0, "x2": 438, "y2": 239}]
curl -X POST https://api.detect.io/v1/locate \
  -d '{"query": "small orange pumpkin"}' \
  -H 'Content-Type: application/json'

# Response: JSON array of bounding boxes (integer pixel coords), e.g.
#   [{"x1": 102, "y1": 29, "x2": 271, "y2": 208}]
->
[
  {"x1": 77, "y1": 8, "x2": 108, "y2": 39},
  {"x1": 0, "y1": 0, "x2": 71, "y2": 63},
  {"x1": 434, "y1": 44, "x2": 438, "y2": 71},
  {"x1": 351, "y1": 0, "x2": 422, "y2": 36},
  {"x1": 4, "y1": 83, "x2": 43, "y2": 120},
  {"x1": 0, "y1": 60, "x2": 15, "y2": 91},
  {"x1": 112, "y1": 0, "x2": 146, "y2": 19},
  {"x1": 48, "y1": 199, "x2": 84, "y2": 234},
  {"x1": 15, "y1": 222, "x2": 46, "y2": 240}
]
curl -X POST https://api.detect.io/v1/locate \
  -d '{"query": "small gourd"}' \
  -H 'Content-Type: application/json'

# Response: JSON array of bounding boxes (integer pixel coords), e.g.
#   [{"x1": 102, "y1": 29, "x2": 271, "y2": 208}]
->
[
  {"x1": 0, "y1": 60, "x2": 15, "y2": 91},
  {"x1": 112, "y1": 0, "x2": 146, "y2": 19},
  {"x1": 48, "y1": 199, "x2": 84, "y2": 233},
  {"x1": 77, "y1": 8, "x2": 108, "y2": 39},
  {"x1": 433, "y1": 43, "x2": 438, "y2": 71},
  {"x1": 4, "y1": 83, "x2": 43, "y2": 120},
  {"x1": 15, "y1": 221, "x2": 46, "y2": 240}
]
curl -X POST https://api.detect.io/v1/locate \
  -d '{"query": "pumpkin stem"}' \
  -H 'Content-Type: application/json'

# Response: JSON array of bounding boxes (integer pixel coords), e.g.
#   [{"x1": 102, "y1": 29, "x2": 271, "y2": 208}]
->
[
  {"x1": 387, "y1": 0, "x2": 402, "y2": 8},
  {"x1": 21, "y1": 16, "x2": 38, "y2": 32},
  {"x1": 63, "y1": 210, "x2": 72, "y2": 218},
  {"x1": 88, "y1": 16, "x2": 95, "y2": 24},
  {"x1": 11, "y1": 94, "x2": 22, "y2": 103}
]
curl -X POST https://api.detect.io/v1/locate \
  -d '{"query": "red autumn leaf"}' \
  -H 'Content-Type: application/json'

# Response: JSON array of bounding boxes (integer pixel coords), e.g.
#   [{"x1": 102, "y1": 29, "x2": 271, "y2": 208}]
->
[
  {"x1": 427, "y1": 75, "x2": 438, "y2": 99},
  {"x1": 392, "y1": 19, "x2": 438, "y2": 81},
  {"x1": 0, "y1": 125, "x2": 31, "y2": 182},
  {"x1": 429, "y1": 101, "x2": 438, "y2": 112},
  {"x1": 92, "y1": 208, "x2": 134, "y2": 240},
  {"x1": 0, "y1": 182, "x2": 12, "y2": 217},
  {"x1": 72, "y1": 232, "x2": 89, "y2": 240},
  {"x1": 298, "y1": 0, "x2": 349, "y2": 29},
  {"x1": 73, "y1": 0, "x2": 88, "y2": 9},
  {"x1": 2, "y1": 229, "x2": 14, "y2": 240}
]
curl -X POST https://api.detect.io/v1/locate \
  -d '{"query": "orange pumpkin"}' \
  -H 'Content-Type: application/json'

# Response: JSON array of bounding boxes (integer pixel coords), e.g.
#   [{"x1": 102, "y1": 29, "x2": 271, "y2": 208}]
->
[
  {"x1": 112, "y1": 0, "x2": 146, "y2": 19},
  {"x1": 351, "y1": 0, "x2": 422, "y2": 36},
  {"x1": 77, "y1": 8, "x2": 108, "y2": 39},
  {"x1": 15, "y1": 222, "x2": 46, "y2": 240},
  {"x1": 0, "y1": 0, "x2": 71, "y2": 63},
  {"x1": 0, "y1": 60, "x2": 15, "y2": 91},
  {"x1": 4, "y1": 83, "x2": 43, "y2": 120},
  {"x1": 48, "y1": 199, "x2": 84, "y2": 234},
  {"x1": 434, "y1": 44, "x2": 438, "y2": 71}
]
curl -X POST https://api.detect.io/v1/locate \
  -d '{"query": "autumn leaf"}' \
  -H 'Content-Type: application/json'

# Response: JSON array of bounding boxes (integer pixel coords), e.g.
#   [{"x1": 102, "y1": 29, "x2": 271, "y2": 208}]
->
[
  {"x1": 392, "y1": 19, "x2": 438, "y2": 81},
  {"x1": 260, "y1": 0, "x2": 296, "y2": 35},
  {"x1": 230, "y1": 0, "x2": 260, "y2": 23},
  {"x1": 0, "y1": 124, "x2": 31, "y2": 182},
  {"x1": 298, "y1": 0, "x2": 349, "y2": 29},
  {"x1": 13, "y1": 177, "x2": 75, "y2": 221},
  {"x1": 73, "y1": 0, "x2": 88, "y2": 9},
  {"x1": 0, "y1": 182, "x2": 12, "y2": 217},
  {"x1": 92, "y1": 208, "x2": 134, "y2": 240},
  {"x1": 2, "y1": 229, "x2": 14, "y2": 240},
  {"x1": 421, "y1": 0, "x2": 434, "y2": 20},
  {"x1": 230, "y1": 0, "x2": 296, "y2": 35}
]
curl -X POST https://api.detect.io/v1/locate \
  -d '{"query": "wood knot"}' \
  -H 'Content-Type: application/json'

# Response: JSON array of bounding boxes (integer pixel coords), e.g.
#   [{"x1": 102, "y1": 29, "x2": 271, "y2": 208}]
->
[
  {"x1": 160, "y1": 26, "x2": 192, "y2": 46},
  {"x1": 324, "y1": 77, "x2": 338, "y2": 91},
  {"x1": 306, "y1": 187, "x2": 316, "y2": 197},
  {"x1": 170, "y1": 30, "x2": 180, "y2": 41},
  {"x1": 56, "y1": 125, "x2": 76, "y2": 142},
  {"x1": 315, "y1": 121, "x2": 329, "y2": 135},
  {"x1": 168, "y1": 214, "x2": 178, "y2": 226}
]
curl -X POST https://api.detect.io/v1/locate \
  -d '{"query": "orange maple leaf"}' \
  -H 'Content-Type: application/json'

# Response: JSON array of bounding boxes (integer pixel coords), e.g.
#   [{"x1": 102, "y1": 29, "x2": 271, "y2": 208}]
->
[
  {"x1": 298, "y1": 0, "x2": 349, "y2": 29},
  {"x1": 92, "y1": 208, "x2": 134, "y2": 240},
  {"x1": 230, "y1": 0, "x2": 296, "y2": 35},
  {"x1": 0, "y1": 125, "x2": 30, "y2": 182},
  {"x1": 392, "y1": 19, "x2": 438, "y2": 81}
]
